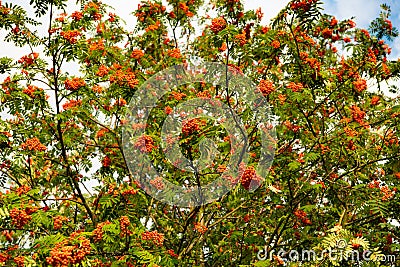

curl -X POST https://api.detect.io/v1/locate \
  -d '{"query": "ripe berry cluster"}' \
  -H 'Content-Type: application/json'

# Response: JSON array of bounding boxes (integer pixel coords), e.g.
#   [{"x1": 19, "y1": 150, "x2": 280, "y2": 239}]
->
[
  {"x1": 258, "y1": 79, "x2": 275, "y2": 96},
  {"x1": 13, "y1": 256, "x2": 25, "y2": 267},
  {"x1": 194, "y1": 222, "x2": 208, "y2": 234},
  {"x1": 2, "y1": 230, "x2": 13, "y2": 242},
  {"x1": 210, "y1": 17, "x2": 226, "y2": 34},
  {"x1": 182, "y1": 118, "x2": 204, "y2": 136},
  {"x1": 166, "y1": 249, "x2": 178, "y2": 258},
  {"x1": 150, "y1": 177, "x2": 165, "y2": 190},
  {"x1": 121, "y1": 188, "x2": 138, "y2": 196},
  {"x1": 22, "y1": 85, "x2": 43, "y2": 98},
  {"x1": 293, "y1": 209, "x2": 312, "y2": 225},
  {"x1": 60, "y1": 30, "x2": 82, "y2": 44},
  {"x1": 16, "y1": 185, "x2": 31, "y2": 196},
  {"x1": 239, "y1": 164, "x2": 261, "y2": 190},
  {"x1": 92, "y1": 221, "x2": 110, "y2": 242},
  {"x1": 21, "y1": 137, "x2": 47, "y2": 152},
  {"x1": 141, "y1": 230, "x2": 164, "y2": 246},
  {"x1": 290, "y1": 0, "x2": 318, "y2": 12},
  {"x1": 64, "y1": 77, "x2": 86, "y2": 91},
  {"x1": 46, "y1": 234, "x2": 91, "y2": 266},
  {"x1": 53, "y1": 216, "x2": 68, "y2": 230},
  {"x1": 119, "y1": 216, "x2": 132, "y2": 236},
  {"x1": 134, "y1": 135, "x2": 155, "y2": 153},
  {"x1": 10, "y1": 208, "x2": 32, "y2": 229},
  {"x1": 18, "y1": 52, "x2": 39, "y2": 67}
]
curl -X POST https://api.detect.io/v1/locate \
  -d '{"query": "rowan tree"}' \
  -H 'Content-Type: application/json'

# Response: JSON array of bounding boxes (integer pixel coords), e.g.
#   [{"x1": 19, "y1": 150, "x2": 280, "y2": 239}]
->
[{"x1": 0, "y1": 0, "x2": 400, "y2": 266}]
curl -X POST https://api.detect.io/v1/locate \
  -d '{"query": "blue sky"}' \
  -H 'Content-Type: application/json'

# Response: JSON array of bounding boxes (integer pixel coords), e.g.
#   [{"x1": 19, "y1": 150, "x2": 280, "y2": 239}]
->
[{"x1": 322, "y1": 0, "x2": 400, "y2": 58}]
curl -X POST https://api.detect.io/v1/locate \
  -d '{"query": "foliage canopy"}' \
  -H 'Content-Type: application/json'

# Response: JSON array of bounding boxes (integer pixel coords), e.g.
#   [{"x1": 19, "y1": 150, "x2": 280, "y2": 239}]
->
[{"x1": 0, "y1": 0, "x2": 400, "y2": 266}]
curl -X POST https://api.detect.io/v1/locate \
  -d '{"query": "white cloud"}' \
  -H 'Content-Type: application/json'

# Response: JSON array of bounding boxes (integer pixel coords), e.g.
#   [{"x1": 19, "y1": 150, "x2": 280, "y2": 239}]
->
[
  {"x1": 243, "y1": 0, "x2": 291, "y2": 24},
  {"x1": 102, "y1": 0, "x2": 140, "y2": 31}
]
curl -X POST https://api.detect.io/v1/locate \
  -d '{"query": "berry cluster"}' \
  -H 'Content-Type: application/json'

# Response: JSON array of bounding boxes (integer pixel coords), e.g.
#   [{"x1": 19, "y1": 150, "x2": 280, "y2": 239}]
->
[
  {"x1": 182, "y1": 118, "x2": 206, "y2": 136},
  {"x1": 210, "y1": 17, "x2": 226, "y2": 34},
  {"x1": 170, "y1": 91, "x2": 187, "y2": 101},
  {"x1": 353, "y1": 77, "x2": 367, "y2": 93},
  {"x1": 141, "y1": 230, "x2": 164, "y2": 246},
  {"x1": 0, "y1": 1, "x2": 11, "y2": 15},
  {"x1": 290, "y1": 0, "x2": 318, "y2": 12},
  {"x1": 101, "y1": 156, "x2": 111, "y2": 167},
  {"x1": 130, "y1": 49, "x2": 144, "y2": 59},
  {"x1": 55, "y1": 13, "x2": 67, "y2": 22},
  {"x1": 71, "y1": 11, "x2": 83, "y2": 21},
  {"x1": 321, "y1": 28, "x2": 333, "y2": 39},
  {"x1": 53, "y1": 216, "x2": 68, "y2": 230},
  {"x1": 282, "y1": 121, "x2": 300, "y2": 133},
  {"x1": 287, "y1": 82, "x2": 303, "y2": 92},
  {"x1": 381, "y1": 185, "x2": 395, "y2": 201},
  {"x1": 121, "y1": 188, "x2": 138, "y2": 196},
  {"x1": 13, "y1": 256, "x2": 25, "y2": 267},
  {"x1": 134, "y1": 135, "x2": 155, "y2": 153},
  {"x1": 217, "y1": 164, "x2": 227, "y2": 173},
  {"x1": 18, "y1": 53, "x2": 39, "y2": 67},
  {"x1": 10, "y1": 208, "x2": 32, "y2": 229},
  {"x1": 145, "y1": 21, "x2": 161, "y2": 32},
  {"x1": 60, "y1": 30, "x2": 82, "y2": 44},
  {"x1": 92, "y1": 85, "x2": 104, "y2": 93},
  {"x1": 177, "y1": 2, "x2": 193, "y2": 17},
  {"x1": 349, "y1": 105, "x2": 366, "y2": 124},
  {"x1": 92, "y1": 221, "x2": 110, "y2": 242},
  {"x1": 64, "y1": 77, "x2": 86, "y2": 91},
  {"x1": 166, "y1": 249, "x2": 178, "y2": 258},
  {"x1": 96, "y1": 65, "x2": 109, "y2": 77},
  {"x1": 115, "y1": 98, "x2": 127, "y2": 107},
  {"x1": 46, "y1": 234, "x2": 91, "y2": 266},
  {"x1": 119, "y1": 216, "x2": 131, "y2": 236},
  {"x1": 21, "y1": 137, "x2": 47, "y2": 152},
  {"x1": 235, "y1": 31, "x2": 247, "y2": 46},
  {"x1": 165, "y1": 106, "x2": 173, "y2": 115},
  {"x1": 48, "y1": 27, "x2": 62, "y2": 35},
  {"x1": 194, "y1": 222, "x2": 208, "y2": 234},
  {"x1": 23, "y1": 85, "x2": 43, "y2": 98},
  {"x1": 343, "y1": 126, "x2": 358, "y2": 137},
  {"x1": 0, "y1": 245, "x2": 20, "y2": 263},
  {"x1": 88, "y1": 39, "x2": 105, "y2": 53},
  {"x1": 107, "y1": 184, "x2": 115, "y2": 195},
  {"x1": 62, "y1": 99, "x2": 82, "y2": 111},
  {"x1": 273, "y1": 255, "x2": 285, "y2": 265},
  {"x1": 293, "y1": 209, "x2": 312, "y2": 225},
  {"x1": 196, "y1": 90, "x2": 211, "y2": 98},
  {"x1": 243, "y1": 214, "x2": 251, "y2": 223},
  {"x1": 150, "y1": 177, "x2": 165, "y2": 190},
  {"x1": 271, "y1": 40, "x2": 281, "y2": 49},
  {"x1": 258, "y1": 79, "x2": 275, "y2": 96},
  {"x1": 96, "y1": 22, "x2": 105, "y2": 34},
  {"x1": 135, "y1": 1, "x2": 166, "y2": 22},
  {"x1": 239, "y1": 164, "x2": 261, "y2": 190},
  {"x1": 167, "y1": 48, "x2": 182, "y2": 59},
  {"x1": 83, "y1": 2, "x2": 102, "y2": 21},
  {"x1": 16, "y1": 185, "x2": 31, "y2": 196},
  {"x1": 109, "y1": 69, "x2": 139, "y2": 89}
]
